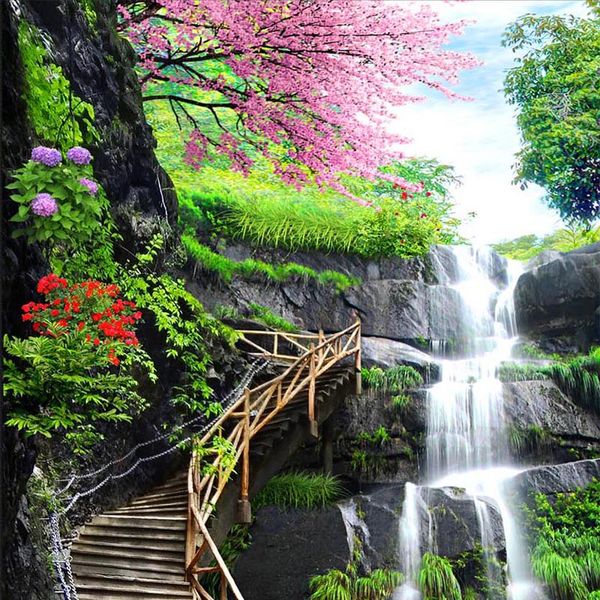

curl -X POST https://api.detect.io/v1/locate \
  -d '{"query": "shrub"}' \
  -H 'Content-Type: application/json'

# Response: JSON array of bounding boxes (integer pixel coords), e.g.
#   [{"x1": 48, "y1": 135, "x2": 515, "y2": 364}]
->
[
  {"x1": 4, "y1": 274, "x2": 155, "y2": 453},
  {"x1": 392, "y1": 394, "x2": 412, "y2": 412},
  {"x1": 362, "y1": 366, "x2": 423, "y2": 393},
  {"x1": 525, "y1": 479, "x2": 600, "y2": 600},
  {"x1": 8, "y1": 146, "x2": 107, "y2": 245},
  {"x1": 254, "y1": 472, "x2": 344, "y2": 510},
  {"x1": 309, "y1": 568, "x2": 402, "y2": 600},
  {"x1": 418, "y1": 552, "x2": 462, "y2": 600}
]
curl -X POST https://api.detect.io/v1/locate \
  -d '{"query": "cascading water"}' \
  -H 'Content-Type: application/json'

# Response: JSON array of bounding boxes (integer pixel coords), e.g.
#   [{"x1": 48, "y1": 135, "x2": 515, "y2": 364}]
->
[{"x1": 395, "y1": 246, "x2": 544, "y2": 599}]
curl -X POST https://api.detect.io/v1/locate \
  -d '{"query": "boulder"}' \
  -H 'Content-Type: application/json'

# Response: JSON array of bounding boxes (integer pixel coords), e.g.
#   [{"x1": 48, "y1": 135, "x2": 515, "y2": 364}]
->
[
  {"x1": 234, "y1": 505, "x2": 351, "y2": 600},
  {"x1": 509, "y1": 458, "x2": 600, "y2": 503},
  {"x1": 514, "y1": 249, "x2": 600, "y2": 345},
  {"x1": 362, "y1": 337, "x2": 439, "y2": 381},
  {"x1": 423, "y1": 487, "x2": 505, "y2": 559}
]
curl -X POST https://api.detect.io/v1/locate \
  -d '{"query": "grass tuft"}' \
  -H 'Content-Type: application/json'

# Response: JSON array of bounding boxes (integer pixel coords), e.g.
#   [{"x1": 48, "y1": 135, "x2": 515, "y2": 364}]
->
[
  {"x1": 254, "y1": 472, "x2": 345, "y2": 510},
  {"x1": 418, "y1": 552, "x2": 462, "y2": 600}
]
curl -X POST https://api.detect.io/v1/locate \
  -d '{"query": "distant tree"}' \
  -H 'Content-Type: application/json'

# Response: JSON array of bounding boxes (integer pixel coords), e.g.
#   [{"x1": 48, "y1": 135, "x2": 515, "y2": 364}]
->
[
  {"x1": 503, "y1": 13, "x2": 600, "y2": 221},
  {"x1": 118, "y1": 0, "x2": 476, "y2": 204}
]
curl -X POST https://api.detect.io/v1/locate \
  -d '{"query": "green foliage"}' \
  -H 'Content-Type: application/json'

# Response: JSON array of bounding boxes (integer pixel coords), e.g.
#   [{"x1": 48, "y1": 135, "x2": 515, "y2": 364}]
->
[
  {"x1": 148, "y1": 94, "x2": 461, "y2": 259},
  {"x1": 182, "y1": 232, "x2": 358, "y2": 291},
  {"x1": 493, "y1": 224, "x2": 600, "y2": 261},
  {"x1": 202, "y1": 524, "x2": 252, "y2": 596},
  {"x1": 508, "y1": 425, "x2": 551, "y2": 455},
  {"x1": 3, "y1": 332, "x2": 150, "y2": 454},
  {"x1": 392, "y1": 394, "x2": 412, "y2": 412},
  {"x1": 525, "y1": 480, "x2": 600, "y2": 599},
  {"x1": 8, "y1": 154, "x2": 107, "y2": 245},
  {"x1": 309, "y1": 567, "x2": 402, "y2": 600},
  {"x1": 180, "y1": 162, "x2": 459, "y2": 259},
  {"x1": 361, "y1": 366, "x2": 423, "y2": 393},
  {"x1": 254, "y1": 472, "x2": 345, "y2": 510},
  {"x1": 351, "y1": 450, "x2": 368, "y2": 473},
  {"x1": 358, "y1": 426, "x2": 391, "y2": 447},
  {"x1": 418, "y1": 552, "x2": 462, "y2": 600},
  {"x1": 18, "y1": 21, "x2": 97, "y2": 149},
  {"x1": 78, "y1": 0, "x2": 97, "y2": 31},
  {"x1": 497, "y1": 362, "x2": 550, "y2": 383},
  {"x1": 246, "y1": 303, "x2": 299, "y2": 333},
  {"x1": 118, "y1": 235, "x2": 238, "y2": 414},
  {"x1": 513, "y1": 343, "x2": 559, "y2": 361},
  {"x1": 503, "y1": 13, "x2": 600, "y2": 221}
]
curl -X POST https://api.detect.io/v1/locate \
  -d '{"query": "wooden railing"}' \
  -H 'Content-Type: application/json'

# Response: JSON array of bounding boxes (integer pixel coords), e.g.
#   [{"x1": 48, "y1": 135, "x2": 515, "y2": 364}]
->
[{"x1": 185, "y1": 320, "x2": 361, "y2": 599}]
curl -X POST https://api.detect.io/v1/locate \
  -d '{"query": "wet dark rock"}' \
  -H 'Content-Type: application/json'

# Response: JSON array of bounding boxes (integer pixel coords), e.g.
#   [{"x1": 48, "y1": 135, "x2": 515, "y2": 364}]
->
[
  {"x1": 424, "y1": 487, "x2": 505, "y2": 558},
  {"x1": 503, "y1": 380, "x2": 600, "y2": 460},
  {"x1": 510, "y1": 458, "x2": 600, "y2": 505},
  {"x1": 515, "y1": 247, "x2": 600, "y2": 348},
  {"x1": 234, "y1": 506, "x2": 350, "y2": 600}
]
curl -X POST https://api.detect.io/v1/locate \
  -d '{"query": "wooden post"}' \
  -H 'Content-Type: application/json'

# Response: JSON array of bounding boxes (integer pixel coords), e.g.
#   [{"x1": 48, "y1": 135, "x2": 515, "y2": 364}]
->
[
  {"x1": 321, "y1": 417, "x2": 334, "y2": 475},
  {"x1": 308, "y1": 345, "x2": 318, "y2": 438},
  {"x1": 355, "y1": 322, "x2": 362, "y2": 395},
  {"x1": 220, "y1": 571, "x2": 228, "y2": 600},
  {"x1": 237, "y1": 388, "x2": 252, "y2": 524}
]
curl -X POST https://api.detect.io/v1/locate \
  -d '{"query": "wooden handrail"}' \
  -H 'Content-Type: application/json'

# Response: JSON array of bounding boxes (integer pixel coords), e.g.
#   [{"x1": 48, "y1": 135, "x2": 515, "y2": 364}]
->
[{"x1": 185, "y1": 320, "x2": 361, "y2": 599}]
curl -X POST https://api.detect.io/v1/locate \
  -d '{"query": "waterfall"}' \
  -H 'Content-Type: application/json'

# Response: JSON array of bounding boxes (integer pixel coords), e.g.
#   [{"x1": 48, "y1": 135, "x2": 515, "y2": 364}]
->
[
  {"x1": 338, "y1": 497, "x2": 373, "y2": 570},
  {"x1": 394, "y1": 483, "x2": 431, "y2": 600},
  {"x1": 395, "y1": 246, "x2": 544, "y2": 599}
]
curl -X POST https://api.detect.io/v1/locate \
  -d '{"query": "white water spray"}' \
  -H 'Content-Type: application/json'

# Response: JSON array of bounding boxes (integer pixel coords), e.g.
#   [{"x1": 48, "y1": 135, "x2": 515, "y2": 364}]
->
[{"x1": 396, "y1": 247, "x2": 543, "y2": 599}]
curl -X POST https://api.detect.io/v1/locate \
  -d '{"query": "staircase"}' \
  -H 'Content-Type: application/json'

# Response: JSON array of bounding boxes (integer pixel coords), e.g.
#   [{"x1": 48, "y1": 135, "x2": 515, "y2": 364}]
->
[
  {"x1": 71, "y1": 470, "x2": 191, "y2": 599},
  {"x1": 70, "y1": 321, "x2": 361, "y2": 600}
]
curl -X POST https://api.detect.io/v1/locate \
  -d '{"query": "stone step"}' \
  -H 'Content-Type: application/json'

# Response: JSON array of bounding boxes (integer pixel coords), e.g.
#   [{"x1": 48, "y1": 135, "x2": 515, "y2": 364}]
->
[
  {"x1": 72, "y1": 559, "x2": 186, "y2": 583},
  {"x1": 79, "y1": 524, "x2": 185, "y2": 542},
  {"x1": 106, "y1": 505, "x2": 186, "y2": 517},
  {"x1": 72, "y1": 543, "x2": 184, "y2": 563},
  {"x1": 90, "y1": 515, "x2": 187, "y2": 530},
  {"x1": 75, "y1": 574, "x2": 191, "y2": 598},
  {"x1": 73, "y1": 535, "x2": 183, "y2": 553},
  {"x1": 72, "y1": 552, "x2": 184, "y2": 576},
  {"x1": 129, "y1": 489, "x2": 187, "y2": 505}
]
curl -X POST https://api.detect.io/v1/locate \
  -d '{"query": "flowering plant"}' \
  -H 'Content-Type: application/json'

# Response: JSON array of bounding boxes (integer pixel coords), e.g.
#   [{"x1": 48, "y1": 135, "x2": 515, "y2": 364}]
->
[
  {"x1": 7, "y1": 145, "x2": 107, "y2": 245},
  {"x1": 3, "y1": 274, "x2": 156, "y2": 453}
]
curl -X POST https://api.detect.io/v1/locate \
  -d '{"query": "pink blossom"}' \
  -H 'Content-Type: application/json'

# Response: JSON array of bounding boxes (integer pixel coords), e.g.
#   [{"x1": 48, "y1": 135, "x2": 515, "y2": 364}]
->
[{"x1": 31, "y1": 193, "x2": 59, "y2": 217}]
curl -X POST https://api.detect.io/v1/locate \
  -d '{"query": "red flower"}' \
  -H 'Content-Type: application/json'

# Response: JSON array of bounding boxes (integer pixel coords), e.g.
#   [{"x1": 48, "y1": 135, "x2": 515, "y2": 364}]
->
[
  {"x1": 426, "y1": 191, "x2": 432, "y2": 197},
  {"x1": 77, "y1": 321, "x2": 85, "y2": 331},
  {"x1": 92, "y1": 313, "x2": 103, "y2": 322},
  {"x1": 51, "y1": 309, "x2": 60, "y2": 317},
  {"x1": 22, "y1": 313, "x2": 33, "y2": 321},
  {"x1": 93, "y1": 338, "x2": 100, "y2": 346},
  {"x1": 57, "y1": 319, "x2": 68, "y2": 327},
  {"x1": 401, "y1": 192, "x2": 408, "y2": 200}
]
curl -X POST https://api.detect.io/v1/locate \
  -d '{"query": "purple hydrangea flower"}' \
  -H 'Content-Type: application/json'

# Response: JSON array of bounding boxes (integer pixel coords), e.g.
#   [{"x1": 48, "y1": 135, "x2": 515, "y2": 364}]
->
[
  {"x1": 31, "y1": 193, "x2": 59, "y2": 217},
  {"x1": 31, "y1": 146, "x2": 62, "y2": 167},
  {"x1": 66, "y1": 146, "x2": 92, "y2": 165},
  {"x1": 79, "y1": 177, "x2": 98, "y2": 196}
]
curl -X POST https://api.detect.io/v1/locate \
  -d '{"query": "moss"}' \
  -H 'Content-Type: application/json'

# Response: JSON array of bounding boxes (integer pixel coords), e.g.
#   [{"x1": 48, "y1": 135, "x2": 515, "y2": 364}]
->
[{"x1": 17, "y1": 20, "x2": 98, "y2": 149}]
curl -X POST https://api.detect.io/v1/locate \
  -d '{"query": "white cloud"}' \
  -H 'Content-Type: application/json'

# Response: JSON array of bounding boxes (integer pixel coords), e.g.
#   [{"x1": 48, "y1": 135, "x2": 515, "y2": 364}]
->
[{"x1": 388, "y1": 0, "x2": 590, "y2": 244}]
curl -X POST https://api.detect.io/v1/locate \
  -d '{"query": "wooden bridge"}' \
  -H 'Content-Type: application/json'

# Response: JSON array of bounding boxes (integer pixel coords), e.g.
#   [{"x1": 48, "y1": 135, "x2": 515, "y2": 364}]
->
[{"x1": 70, "y1": 321, "x2": 361, "y2": 599}]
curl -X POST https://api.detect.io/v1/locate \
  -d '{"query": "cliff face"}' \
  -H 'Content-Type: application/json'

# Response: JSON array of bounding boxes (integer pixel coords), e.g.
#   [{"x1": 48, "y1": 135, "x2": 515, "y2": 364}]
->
[{"x1": 1, "y1": 1, "x2": 178, "y2": 596}]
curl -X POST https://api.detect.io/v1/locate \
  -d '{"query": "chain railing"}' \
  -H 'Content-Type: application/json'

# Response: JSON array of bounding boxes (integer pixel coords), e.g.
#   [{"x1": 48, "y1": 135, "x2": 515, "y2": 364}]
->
[
  {"x1": 49, "y1": 359, "x2": 268, "y2": 600},
  {"x1": 185, "y1": 320, "x2": 361, "y2": 599}
]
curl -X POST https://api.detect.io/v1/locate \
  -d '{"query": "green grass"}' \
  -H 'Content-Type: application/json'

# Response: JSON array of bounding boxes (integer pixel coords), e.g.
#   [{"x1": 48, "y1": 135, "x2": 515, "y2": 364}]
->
[
  {"x1": 246, "y1": 303, "x2": 299, "y2": 333},
  {"x1": 418, "y1": 552, "x2": 462, "y2": 600},
  {"x1": 182, "y1": 233, "x2": 359, "y2": 292},
  {"x1": 253, "y1": 472, "x2": 345, "y2": 511},
  {"x1": 525, "y1": 479, "x2": 600, "y2": 600},
  {"x1": 309, "y1": 568, "x2": 402, "y2": 600},
  {"x1": 361, "y1": 366, "x2": 423, "y2": 393},
  {"x1": 392, "y1": 394, "x2": 412, "y2": 412},
  {"x1": 508, "y1": 425, "x2": 551, "y2": 455}
]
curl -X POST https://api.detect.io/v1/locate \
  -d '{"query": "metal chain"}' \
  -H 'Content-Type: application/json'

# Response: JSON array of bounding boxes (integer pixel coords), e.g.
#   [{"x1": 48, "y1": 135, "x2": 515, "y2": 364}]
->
[
  {"x1": 57, "y1": 359, "x2": 267, "y2": 496},
  {"x1": 50, "y1": 360, "x2": 268, "y2": 599}
]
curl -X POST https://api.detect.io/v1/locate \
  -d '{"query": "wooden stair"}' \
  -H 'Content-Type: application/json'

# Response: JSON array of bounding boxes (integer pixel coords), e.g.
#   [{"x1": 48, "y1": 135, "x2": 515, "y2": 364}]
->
[
  {"x1": 71, "y1": 471, "x2": 192, "y2": 599},
  {"x1": 70, "y1": 322, "x2": 361, "y2": 600}
]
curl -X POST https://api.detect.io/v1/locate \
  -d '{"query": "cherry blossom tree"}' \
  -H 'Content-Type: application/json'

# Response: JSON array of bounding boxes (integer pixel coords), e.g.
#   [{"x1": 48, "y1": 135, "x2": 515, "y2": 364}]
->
[{"x1": 119, "y1": 0, "x2": 476, "y2": 203}]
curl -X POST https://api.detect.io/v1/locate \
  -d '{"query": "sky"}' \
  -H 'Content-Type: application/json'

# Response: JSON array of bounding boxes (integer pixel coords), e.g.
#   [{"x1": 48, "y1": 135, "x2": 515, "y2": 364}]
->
[{"x1": 389, "y1": 0, "x2": 590, "y2": 245}]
